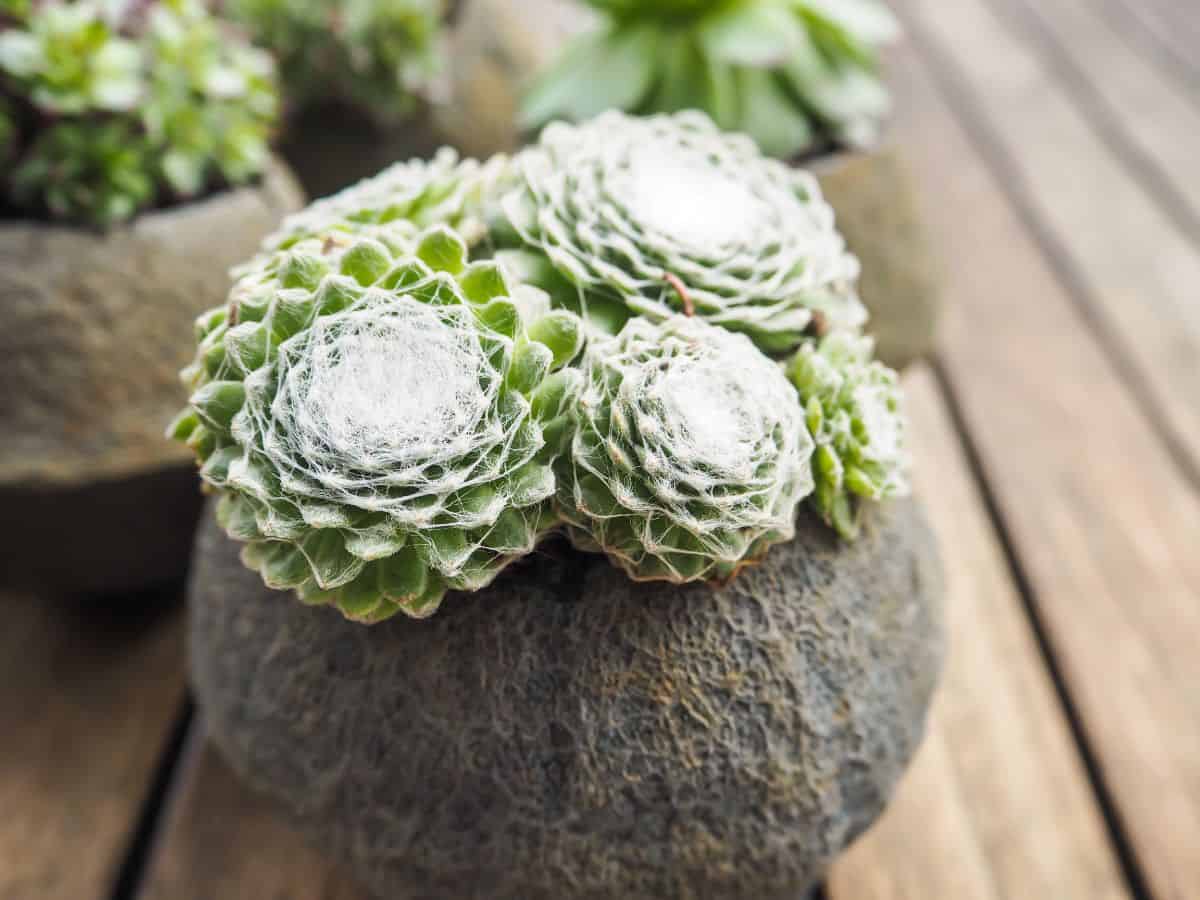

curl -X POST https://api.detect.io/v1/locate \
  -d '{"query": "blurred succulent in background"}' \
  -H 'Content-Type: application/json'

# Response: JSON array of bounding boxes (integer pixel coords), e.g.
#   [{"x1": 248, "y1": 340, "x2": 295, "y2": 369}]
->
[
  {"x1": 522, "y1": 0, "x2": 899, "y2": 159},
  {"x1": 787, "y1": 331, "x2": 908, "y2": 539},
  {"x1": 490, "y1": 110, "x2": 864, "y2": 355},
  {"x1": 559, "y1": 314, "x2": 814, "y2": 583},
  {"x1": 172, "y1": 220, "x2": 584, "y2": 622},
  {"x1": 0, "y1": 0, "x2": 279, "y2": 227},
  {"x1": 223, "y1": 0, "x2": 443, "y2": 126}
]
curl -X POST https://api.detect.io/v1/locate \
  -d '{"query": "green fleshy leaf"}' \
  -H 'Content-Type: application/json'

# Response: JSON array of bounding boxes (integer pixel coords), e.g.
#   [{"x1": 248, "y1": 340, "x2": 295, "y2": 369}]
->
[
  {"x1": 339, "y1": 240, "x2": 392, "y2": 286},
  {"x1": 190, "y1": 380, "x2": 246, "y2": 431},
  {"x1": 416, "y1": 225, "x2": 468, "y2": 274},
  {"x1": 521, "y1": 26, "x2": 658, "y2": 129},
  {"x1": 698, "y1": 3, "x2": 805, "y2": 67}
]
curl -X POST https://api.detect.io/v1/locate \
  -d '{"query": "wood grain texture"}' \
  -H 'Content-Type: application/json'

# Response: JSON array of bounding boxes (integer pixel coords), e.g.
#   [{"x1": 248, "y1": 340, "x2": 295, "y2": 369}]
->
[
  {"x1": 885, "y1": 23, "x2": 1200, "y2": 900},
  {"x1": 827, "y1": 369, "x2": 1129, "y2": 900},
  {"x1": 897, "y1": 0, "x2": 1200, "y2": 482},
  {"x1": 0, "y1": 591, "x2": 185, "y2": 900},
  {"x1": 1001, "y1": 0, "x2": 1200, "y2": 227},
  {"x1": 138, "y1": 725, "x2": 368, "y2": 900},
  {"x1": 1097, "y1": 0, "x2": 1200, "y2": 90}
]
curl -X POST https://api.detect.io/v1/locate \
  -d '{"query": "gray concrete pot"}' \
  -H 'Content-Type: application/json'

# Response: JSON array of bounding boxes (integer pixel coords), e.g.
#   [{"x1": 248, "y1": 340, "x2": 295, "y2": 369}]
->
[
  {"x1": 189, "y1": 498, "x2": 944, "y2": 900},
  {"x1": 0, "y1": 161, "x2": 304, "y2": 594},
  {"x1": 809, "y1": 147, "x2": 941, "y2": 370}
]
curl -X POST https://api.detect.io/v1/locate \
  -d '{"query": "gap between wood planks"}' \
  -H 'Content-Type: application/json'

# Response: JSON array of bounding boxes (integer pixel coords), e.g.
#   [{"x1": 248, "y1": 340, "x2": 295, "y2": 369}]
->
[
  {"x1": 928, "y1": 360, "x2": 1153, "y2": 900},
  {"x1": 986, "y1": 0, "x2": 1200, "y2": 244},
  {"x1": 887, "y1": 6, "x2": 1200, "y2": 896},
  {"x1": 1093, "y1": 0, "x2": 1200, "y2": 98},
  {"x1": 108, "y1": 696, "x2": 195, "y2": 900},
  {"x1": 891, "y1": 0, "x2": 1200, "y2": 494}
]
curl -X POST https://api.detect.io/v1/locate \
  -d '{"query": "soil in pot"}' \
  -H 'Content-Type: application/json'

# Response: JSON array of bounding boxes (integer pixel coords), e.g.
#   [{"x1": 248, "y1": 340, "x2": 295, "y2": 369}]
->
[
  {"x1": 0, "y1": 160, "x2": 304, "y2": 595},
  {"x1": 189, "y1": 498, "x2": 944, "y2": 900}
]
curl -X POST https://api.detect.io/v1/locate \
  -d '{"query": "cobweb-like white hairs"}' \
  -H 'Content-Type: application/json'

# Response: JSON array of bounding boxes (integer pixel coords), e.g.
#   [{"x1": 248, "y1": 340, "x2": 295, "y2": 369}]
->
[
  {"x1": 500, "y1": 110, "x2": 865, "y2": 353},
  {"x1": 239, "y1": 292, "x2": 525, "y2": 529},
  {"x1": 174, "y1": 221, "x2": 582, "y2": 622},
  {"x1": 561, "y1": 315, "x2": 815, "y2": 583}
]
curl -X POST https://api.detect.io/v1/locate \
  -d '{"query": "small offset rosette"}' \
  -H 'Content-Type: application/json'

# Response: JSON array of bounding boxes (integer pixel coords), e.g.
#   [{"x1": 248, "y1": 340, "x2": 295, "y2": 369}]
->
[
  {"x1": 787, "y1": 331, "x2": 910, "y2": 539},
  {"x1": 559, "y1": 315, "x2": 814, "y2": 582},
  {"x1": 170, "y1": 222, "x2": 583, "y2": 622},
  {"x1": 491, "y1": 110, "x2": 865, "y2": 353}
]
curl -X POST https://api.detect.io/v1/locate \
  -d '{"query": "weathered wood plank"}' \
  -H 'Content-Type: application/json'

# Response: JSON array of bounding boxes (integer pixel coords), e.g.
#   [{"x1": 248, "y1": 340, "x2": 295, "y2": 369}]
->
[
  {"x1": 896, "y1": 0, "x2": 1200, "y2": 483},
  {"x1": 827, "y1": 369, "x2": 1130, "y2": 900},
  {"x1": 138, "y1": 725, "x2": 368, "y2": 900},
  {"x1": 1100, "y1": 0, "x2": 1200, "y2": 90},
  {"x1": 1000, "y1": 0, "x2": 1200, "y2": 228},
  {"x1": 0, "y1": 591, "x2": 185, "y2": 900},
  {"x1": 884, "y1": 22, "x2": 1200, "y2": 899}
]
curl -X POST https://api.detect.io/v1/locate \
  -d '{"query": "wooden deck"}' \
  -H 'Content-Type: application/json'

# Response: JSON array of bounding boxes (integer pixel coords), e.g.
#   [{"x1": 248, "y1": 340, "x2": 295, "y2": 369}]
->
[{"x1": 2, "y1": 0, "x2": 1198, "y2": 897}]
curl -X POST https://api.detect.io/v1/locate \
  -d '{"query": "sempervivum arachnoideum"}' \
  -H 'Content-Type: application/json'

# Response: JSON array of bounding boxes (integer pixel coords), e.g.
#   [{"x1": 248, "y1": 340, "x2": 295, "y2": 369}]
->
[
  {"x1": 491, "y1": 110, "x2": 864, "y2": 354},
  {"x1": 789, "y1": 331, "x2": 909, "y2": 539},
  {"x1": 560, "y1": 315, "x2": 813, "y2": 582},
  {"x1": 171, "y1": 221, "x2": 583, "y2": 621},
  {"x1": 263, "y1": 146, "x2": 504, "y2": 252}
]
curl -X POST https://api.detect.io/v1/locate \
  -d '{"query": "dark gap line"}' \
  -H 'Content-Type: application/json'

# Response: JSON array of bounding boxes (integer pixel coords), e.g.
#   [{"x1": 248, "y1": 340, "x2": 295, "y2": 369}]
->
[
  {"x1": 929, "y1": 359, "x2": 1154, "y2": 900},
  {"x1": 108, "y1": 693, "x2": 197, "y2": 900},
  {"x1": 813, "y1": 881, "x2": 831, "y2": 900},
  {"x1": 989, "y1": 0, "x2": 1200, "y2": 245},
  {"x1": 894, "y1": 0, "x2": 1200, "y2": 494},
  {"x1": 1094, "y1": 0, "x2": 1200, "y2": 106}
]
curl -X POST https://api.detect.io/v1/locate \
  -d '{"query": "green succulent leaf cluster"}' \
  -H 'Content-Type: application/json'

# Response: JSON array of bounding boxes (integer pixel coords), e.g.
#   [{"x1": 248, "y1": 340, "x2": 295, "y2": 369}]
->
[
  {"x1": 522, "y1": 0, "x2": 899, "y2": 159},
  {"x1": 559, "y1": 315, "x2": 814, "y2": 583},
  {"x1": 262, "y1": 147, "x2": 504, "y2": 254},
  {"x1": 0, "y1": 0, "x2": 279, "y2": 226},
  {"x1": 173, "y1": 110, "x2": 912, "y2": 622},
  {"x1": 172, "y1": 218, "x2": 584, "y2": 622},
  {"x1": 787, "y1": 331, "x2": 908, "y2": 539},
  {"x1": 225, "y1": 0, "x2": 443, "y2": 126},
  {"x1": 490, "y1": 110, "x2": 864, "y2": 354}
]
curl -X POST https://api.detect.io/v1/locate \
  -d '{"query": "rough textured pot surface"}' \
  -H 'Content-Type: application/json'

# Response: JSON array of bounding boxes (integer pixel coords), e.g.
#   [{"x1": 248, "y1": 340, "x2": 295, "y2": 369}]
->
[
  {"x1": 0, "y1": 159, "x2": 304, "y2": 487},
  {"x1": 434, "y1": 0, "x2": 595, "y2": 158},
  {"x1": 810, "y1": 146, "x2": 941, "y2": 370},
  {"x1": 190, "y1": 498, "x2": 945, "y2": 900}
]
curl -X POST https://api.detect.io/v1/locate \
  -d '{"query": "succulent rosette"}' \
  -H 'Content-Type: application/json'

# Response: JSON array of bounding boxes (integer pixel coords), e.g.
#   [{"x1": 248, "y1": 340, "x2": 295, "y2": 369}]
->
[
  {"x1": 521, "y1": 0, "x2": 899, "y2": 159},
  {"x1": 559, "y1": 315, "x2": 814, "y2": 583},
  {"x1": 787, "y1": 331, "x2": 909, "y2": 539},
  {"x1": 490, "y1": 111, "x2": 864, "y2": 355},
  {"x1": 0, "y1": 0, "x2": 279, "y2": 226},
  {"x1": 263, "y1": 147, "x2": 503, "y2": 253},
  {"x1": 225, "y1": 0, "x2": 443, "y2": 125},
  {"x1": 171, "y1": 221, "x2": 584, "y2": 622}
]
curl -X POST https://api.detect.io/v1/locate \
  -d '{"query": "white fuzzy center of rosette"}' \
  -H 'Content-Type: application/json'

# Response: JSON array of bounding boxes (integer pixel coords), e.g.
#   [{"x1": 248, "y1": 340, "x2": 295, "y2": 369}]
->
[
  {"x1": 275, "y1": 300, "x2": 497, "y2": 479},
  {"x1": 613, "y1": 146, "x2": 766, "y2": 252},
  {"x1": 654, "y1": 363, "x2": 759, "y2": 477}
]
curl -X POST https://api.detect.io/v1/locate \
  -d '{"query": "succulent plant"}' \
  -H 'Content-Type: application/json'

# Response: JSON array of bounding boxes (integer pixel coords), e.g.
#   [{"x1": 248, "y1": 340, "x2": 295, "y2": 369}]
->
[
  {"x1": 224, "y1": 0, "x2": 443, "y2": 126},
  {"x1": 490, "y1": 110, "x2": 864, "y2": 354},
  {"x1": 787, "y1": 331, "x2": 908, "y2": 539},
  {"x1": 0, "y1": 0, "x2": 279, "y2": 226},
  {"x1": 558, "y1": 314, "x2": 814, "y2": 583},
  {"x1": 521, "y1": 0, "x2": 899, "y2": 159},
  {"x1": 170, "y1": 220, "x2": 584, "y2": 622},
  {"x1": 262, "y1": 146, "x2": 503, "y2": 253}
]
